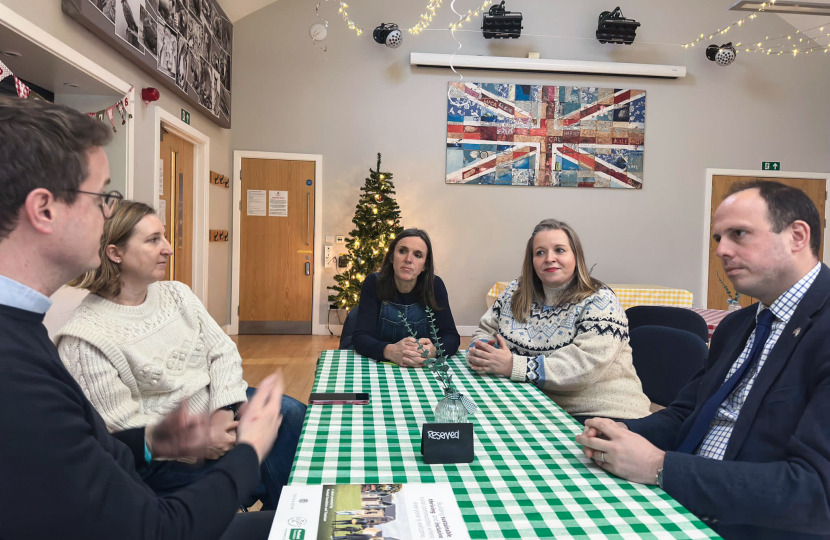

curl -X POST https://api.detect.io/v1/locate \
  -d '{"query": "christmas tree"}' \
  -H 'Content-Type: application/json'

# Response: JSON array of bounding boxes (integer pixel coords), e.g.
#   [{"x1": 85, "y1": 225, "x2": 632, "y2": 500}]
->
[{"x1": 328, "y1": 153, "x2": 404, "y2": 309}]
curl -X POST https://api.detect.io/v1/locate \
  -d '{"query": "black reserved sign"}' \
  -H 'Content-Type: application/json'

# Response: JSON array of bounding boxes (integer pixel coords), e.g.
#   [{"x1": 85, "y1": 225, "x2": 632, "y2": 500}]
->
[{"x1": 420, "y1": 423, "x2": 475, "y2": 464}]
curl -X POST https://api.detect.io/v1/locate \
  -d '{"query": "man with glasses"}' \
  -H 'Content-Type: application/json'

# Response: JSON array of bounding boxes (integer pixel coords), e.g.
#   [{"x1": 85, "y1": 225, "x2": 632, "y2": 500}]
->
[
  {"x1": 71, "y1": 188, "x2": 124, "y2": 217},
  {"x1": 0, "y1": 96, "x2": 285, "y2": 539}
]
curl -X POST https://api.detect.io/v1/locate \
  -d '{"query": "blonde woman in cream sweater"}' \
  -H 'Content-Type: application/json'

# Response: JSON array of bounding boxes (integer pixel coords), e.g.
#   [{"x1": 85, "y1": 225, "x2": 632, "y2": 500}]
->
[
  {"x1": 467, "y1": 219, "x2": 651, "y2": 423},
  {"x1": 55, "y1": 201, "x2": 305, "y2": 511}
]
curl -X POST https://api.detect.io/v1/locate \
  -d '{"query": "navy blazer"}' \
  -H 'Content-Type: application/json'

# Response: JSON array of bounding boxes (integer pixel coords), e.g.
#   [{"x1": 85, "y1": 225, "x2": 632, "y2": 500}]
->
[{"x1": 625, "y1": 264, "x2": 830, "y2": 540}]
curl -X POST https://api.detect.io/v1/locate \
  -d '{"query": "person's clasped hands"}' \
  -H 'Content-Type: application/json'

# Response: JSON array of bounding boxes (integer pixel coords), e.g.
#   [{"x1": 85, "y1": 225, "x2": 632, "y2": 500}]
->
[
  {"x1": 575, "y1": 418, "x2": 666, "y2": 485},
  {"x1": 384, "y1": 337, "x2": 437, "y2": 368},
  {"x1": 145, "y1": 372, "x2": 286, "y2": 465},
  {"x1": 206, "y1": 408, "x2": 238, "y2": 460},
  {"x1": 466, "y1": 335, "x2": 513, "y2": 377}
]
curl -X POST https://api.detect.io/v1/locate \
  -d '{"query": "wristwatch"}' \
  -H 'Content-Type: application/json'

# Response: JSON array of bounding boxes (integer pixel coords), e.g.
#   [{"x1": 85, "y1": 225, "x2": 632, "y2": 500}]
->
[
  {"x1": 656, "y1": 467, "x2": 664, "y2": 489},
  {"x1": 222, "y1": 402, "x2": 241, "y2": 420}
]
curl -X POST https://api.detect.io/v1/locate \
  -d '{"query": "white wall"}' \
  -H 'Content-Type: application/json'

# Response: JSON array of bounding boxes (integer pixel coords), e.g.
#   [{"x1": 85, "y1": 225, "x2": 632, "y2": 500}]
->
[
  {"x1": 2, "y1": 1, "x2": 233, "y2": 324},
  {"x1": 230, "y1": 0, "x2": 830, "y2": 327},
  {"x1": 54, "y1": 93, "x2": 129, "y2": 197}
]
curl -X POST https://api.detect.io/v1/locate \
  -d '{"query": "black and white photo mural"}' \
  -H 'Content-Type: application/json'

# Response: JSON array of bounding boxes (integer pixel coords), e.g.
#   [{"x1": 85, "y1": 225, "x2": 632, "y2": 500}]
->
[{"x1": 63, "y1": 0, "x2": 233, "y2": 128}]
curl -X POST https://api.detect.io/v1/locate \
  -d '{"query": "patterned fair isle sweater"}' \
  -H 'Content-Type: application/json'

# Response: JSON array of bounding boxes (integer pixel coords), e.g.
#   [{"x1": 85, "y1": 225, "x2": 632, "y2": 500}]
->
[
  {"x1": 54, "y1": 281, "x2": 248, "y2": 432},
  {"x1": 470, "y1": 280, "x2": 651, "y2": 420}
]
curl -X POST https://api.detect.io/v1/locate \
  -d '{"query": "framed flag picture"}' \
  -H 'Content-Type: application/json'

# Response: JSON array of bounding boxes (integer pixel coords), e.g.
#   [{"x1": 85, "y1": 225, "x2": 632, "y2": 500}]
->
[{"x1": 446, "y1": 82, "x2": 646, "y2": 188}]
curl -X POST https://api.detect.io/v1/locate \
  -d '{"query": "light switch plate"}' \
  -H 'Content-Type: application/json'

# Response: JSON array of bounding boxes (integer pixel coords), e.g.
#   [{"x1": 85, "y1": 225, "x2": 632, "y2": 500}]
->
[
  {"x1": 324, "y1": 245, "x2": 334, "y2": 268},
  {"x1": 325, "y1": 235, "x2": 334, "y2": 243},
  {"x1": 336, "y1": 235, "x2": 346, "y2": 244}
]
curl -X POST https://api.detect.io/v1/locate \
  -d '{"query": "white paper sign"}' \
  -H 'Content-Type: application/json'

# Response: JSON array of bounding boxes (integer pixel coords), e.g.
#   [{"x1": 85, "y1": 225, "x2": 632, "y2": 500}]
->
[
  {"x1": 269, "y1": 190, "x2": 288, "y2": 217},
  {"x1": 158, "y1": 159, "x2": 164, "y2": 197},
  {"x1": 269, "y1": 483, "x2": 470, "y2": 540},
  {"x1": 158, "y1": 199, "x2": 166, "y2": 226},
  {"x1": 247, "y1": 190, "x2": 266, "y2": 216}
]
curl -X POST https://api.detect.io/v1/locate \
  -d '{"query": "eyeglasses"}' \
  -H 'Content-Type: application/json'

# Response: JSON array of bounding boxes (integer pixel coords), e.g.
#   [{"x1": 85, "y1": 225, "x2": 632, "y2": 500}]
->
[{"x1": 70, "y1": 189, "x2": 124, "y2": 218}]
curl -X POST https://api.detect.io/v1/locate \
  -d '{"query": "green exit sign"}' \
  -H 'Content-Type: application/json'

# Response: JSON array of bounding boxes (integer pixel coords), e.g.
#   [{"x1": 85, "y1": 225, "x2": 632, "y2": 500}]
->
[
  {"x1": 181, "y1": 109, "x2": 191, "y2": 125},
  {"x1": 762, "y1": 161, "x2": 781, "y2": 171}
]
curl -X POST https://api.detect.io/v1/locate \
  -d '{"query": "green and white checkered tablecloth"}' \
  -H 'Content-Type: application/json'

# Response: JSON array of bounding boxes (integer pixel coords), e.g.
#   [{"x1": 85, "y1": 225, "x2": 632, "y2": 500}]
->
[{"x1": 289, "y1": 350, "x2": 719, "y2": 539}]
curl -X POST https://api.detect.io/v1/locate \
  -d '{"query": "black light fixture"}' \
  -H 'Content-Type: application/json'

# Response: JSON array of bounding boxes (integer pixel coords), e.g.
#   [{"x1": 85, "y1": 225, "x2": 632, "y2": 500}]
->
[
  {"x1": 596, "y1": 7, "x2": 640, "y2": 45},
  {"x1": 706, "y1": 42, "x2": 737, "y2": 66},
  {"x1": 482, "y1": 1, "x2": 523, "y2": 39},
  {"x1": 373, "y1": 23, "x2": 403, "y2": 48}
]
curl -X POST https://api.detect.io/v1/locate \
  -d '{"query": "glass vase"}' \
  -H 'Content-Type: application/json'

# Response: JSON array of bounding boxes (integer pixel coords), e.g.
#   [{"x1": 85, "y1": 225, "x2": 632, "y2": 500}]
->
[{"x1": 434, "y1": 391, "x2": 467, "y2": 423}]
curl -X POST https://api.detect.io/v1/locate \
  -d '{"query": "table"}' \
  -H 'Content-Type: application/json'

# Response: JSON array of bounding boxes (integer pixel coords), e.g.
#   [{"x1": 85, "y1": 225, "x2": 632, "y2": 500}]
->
[
  {"x1": 688, "y1": 308, "x2": 731, "y2": 340},
  {"x1": 486, "y1": 282, "x2": 694, "y2": 310},
  {"x1": 289, "y1": 350, "x2": 718, "y2": 539}
]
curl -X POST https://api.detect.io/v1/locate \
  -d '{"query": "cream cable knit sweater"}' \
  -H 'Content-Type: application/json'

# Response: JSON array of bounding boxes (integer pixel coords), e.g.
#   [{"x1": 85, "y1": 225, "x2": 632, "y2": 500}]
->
[
  {"x1": 471, "y1": 280, "x2": 650, "y2": 420},
  {"x1": 55, "y1": 281, "x2": 248, "y2": 432}
]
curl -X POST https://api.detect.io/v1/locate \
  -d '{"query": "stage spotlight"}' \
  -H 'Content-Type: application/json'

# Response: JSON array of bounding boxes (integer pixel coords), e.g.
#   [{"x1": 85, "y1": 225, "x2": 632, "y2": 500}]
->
[
  {"x1": 373, "y1": 23, "x2": 403, "y2": 48},
  {"x1": 482, "y1": 1, "x2": 523, "y2": 39},
  {"x1": 596, "y1": 7, "x2": 640, "y2": 45},
  {"x1": 706, "y1": 42, "x2": 737, "y2": 66}
]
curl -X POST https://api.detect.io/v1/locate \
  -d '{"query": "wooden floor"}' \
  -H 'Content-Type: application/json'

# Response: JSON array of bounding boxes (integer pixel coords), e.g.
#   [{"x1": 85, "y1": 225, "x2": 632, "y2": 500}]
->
[
  {"x1": 231, "y1": 334, "x2": 339, "y2": 403},
  {"x1": 232, "y1": 335, "x2": 472, "y2": 403}
]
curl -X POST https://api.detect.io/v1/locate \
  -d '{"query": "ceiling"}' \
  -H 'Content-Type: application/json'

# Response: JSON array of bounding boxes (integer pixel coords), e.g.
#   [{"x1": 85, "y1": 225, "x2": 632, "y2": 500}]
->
[
  {"x1": 219, "y1": 0, "x2": 830, "y2": 49},
  {"x1": 216, "y1": 0, "x2": 281, "y2": 23},
  {"x1": 774, "y1": 0, "x2": 830, "y2": 47},
  {"x1": 1, "y1": 0, "x2": 825, "y2": 98},
  {"x1": 729, "y1": 0, "x2": 830, "y2": 47},
  {"x1": 0, "y1": 24, "x2": 119, "y2": 96}
]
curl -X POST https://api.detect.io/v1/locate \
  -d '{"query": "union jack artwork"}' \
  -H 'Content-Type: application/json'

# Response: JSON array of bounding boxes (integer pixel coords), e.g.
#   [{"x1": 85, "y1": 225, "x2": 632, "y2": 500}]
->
[{"x1": 446, "y1": 82, "x2": 646, "y2": 188}]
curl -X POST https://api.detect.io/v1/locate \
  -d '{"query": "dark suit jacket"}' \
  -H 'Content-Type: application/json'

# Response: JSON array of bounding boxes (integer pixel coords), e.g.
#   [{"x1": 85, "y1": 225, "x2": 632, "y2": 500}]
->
[{"x1": 625, "y1": 264, "x2": 830, "y2": 540}]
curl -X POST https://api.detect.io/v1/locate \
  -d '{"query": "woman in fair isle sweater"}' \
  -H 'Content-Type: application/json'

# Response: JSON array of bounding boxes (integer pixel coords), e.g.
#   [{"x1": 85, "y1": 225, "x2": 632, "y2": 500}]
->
[
  {"x1": 467, "y1": 219, "x2": 650, "y2": 423},
  {"x1": 55, "y1": 201, "x2": 305, "y2": 511}
]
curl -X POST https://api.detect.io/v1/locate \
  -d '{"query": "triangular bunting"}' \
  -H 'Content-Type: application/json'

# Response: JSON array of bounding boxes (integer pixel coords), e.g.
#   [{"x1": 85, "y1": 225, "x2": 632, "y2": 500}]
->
[
  {"x1": 105, "y1": 106, "x2": 116, "y2": 132},
  {"x1": 14, "y1": 76, "x2": 30, "y2": 99},
  {"x1": 0, "y1": 59, "x2": 11, "y2": 83}
]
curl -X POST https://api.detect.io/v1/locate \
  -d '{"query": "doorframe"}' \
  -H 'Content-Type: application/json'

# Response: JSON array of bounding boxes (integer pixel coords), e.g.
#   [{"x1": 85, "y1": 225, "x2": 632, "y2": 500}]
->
[
  {"x1": 153, "y1": 107, "x2": 210, "y2": 304},
  {"x1": 229, "y1": 151, "x2": 324, "y2": 335},
  {"x1": 701, "y1": 168, "x2": 830, "y2": 308},
  {"x1": 0, "y1": 3, "x2": 135, "y2": 197}
]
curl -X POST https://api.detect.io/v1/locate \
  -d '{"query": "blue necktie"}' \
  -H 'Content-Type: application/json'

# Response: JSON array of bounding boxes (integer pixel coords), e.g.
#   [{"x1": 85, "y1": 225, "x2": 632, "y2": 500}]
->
[{"x1": 676, "y1": 308, "x2": 775, "y2": 454}]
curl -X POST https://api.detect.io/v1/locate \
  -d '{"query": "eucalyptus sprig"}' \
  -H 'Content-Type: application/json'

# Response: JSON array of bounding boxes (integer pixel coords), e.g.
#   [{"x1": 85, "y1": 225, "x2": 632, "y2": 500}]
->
[
  {"x1": 717, "y1": 271, "x2": 742, "y2": 304},
  {"x1": 401, "y1": 309, "x2": 454, "y2": 393},
  {"x1": 400, "y1": 308, "x2": 478, "y2": 415}
]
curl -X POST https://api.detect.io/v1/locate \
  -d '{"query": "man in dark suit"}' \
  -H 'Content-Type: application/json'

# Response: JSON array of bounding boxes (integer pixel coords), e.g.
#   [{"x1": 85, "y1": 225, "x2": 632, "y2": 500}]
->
[{"x1": 577, "y1": 180, "x2": 830, "y2": 539}]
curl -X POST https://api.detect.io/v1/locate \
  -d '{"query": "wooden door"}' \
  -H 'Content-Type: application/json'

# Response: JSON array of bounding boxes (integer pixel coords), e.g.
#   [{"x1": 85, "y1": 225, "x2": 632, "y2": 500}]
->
[
  {"x1": 708, "y1": 175, "x2": 826, "y2": 309},
  {"x1": 239, "y1": 158, "x2": 315, "y2": 334},
  {"x1": 159, "y1": 130, "x2": 194, "y2": 287}
]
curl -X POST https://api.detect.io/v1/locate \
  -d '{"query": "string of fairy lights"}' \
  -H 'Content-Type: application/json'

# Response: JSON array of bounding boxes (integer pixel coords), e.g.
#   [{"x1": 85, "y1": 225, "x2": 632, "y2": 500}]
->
[
  {"x1": 683, "y1": 12, "x2": 762, "y2": 49},
  {"x1": 737, "y1": 23, "x2": 830, "y2": 56},
  {"x1": 446, "y1": 0, "x2": 493, "y2": 32},
  {"x1": 682, "y1": 0, "x2": 786, "y2": 49},
  {"x1": 336, "y1": 2, "x2": 364, "y2": 36},
  {"x1": 320, "y1": 0, "x2": 494, "y2": 37},
  {"x1": 318, "y1": 0, "x2": 830, "y2": 59},
  {"x1": 681, "y1": 0, "x2": 830, "y2": 57},
  {"x1": 409, "y1": 0, "x2": 442, "y2": 34}
]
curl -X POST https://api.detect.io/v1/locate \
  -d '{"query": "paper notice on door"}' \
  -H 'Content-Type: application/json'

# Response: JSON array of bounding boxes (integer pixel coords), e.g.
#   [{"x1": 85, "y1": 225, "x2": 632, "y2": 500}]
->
[
  {"x1": 247, "y1": 190, "x2": 266, "y2": 216},
  {"x1": 158, "y1": 199, "x2": 166, "y2": 226},
  {"x1": 158, "y1": 159, "x2": 164, "y2": 197},
  {"x1": 269, "y1": 190, "x2": 288, "y2": 217}
]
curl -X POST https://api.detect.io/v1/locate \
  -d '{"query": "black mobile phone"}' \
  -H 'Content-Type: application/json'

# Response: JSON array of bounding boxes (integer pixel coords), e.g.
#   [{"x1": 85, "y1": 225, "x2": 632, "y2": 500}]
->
[{"x1": 308, "y1": 392, "x2": 370, "y2": 405}]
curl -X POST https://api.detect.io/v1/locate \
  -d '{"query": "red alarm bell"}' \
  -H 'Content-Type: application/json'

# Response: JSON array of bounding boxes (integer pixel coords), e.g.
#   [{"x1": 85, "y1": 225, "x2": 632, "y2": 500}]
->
[{"x1": 141, "y1": 87, "x2": 160, "y2": 104}]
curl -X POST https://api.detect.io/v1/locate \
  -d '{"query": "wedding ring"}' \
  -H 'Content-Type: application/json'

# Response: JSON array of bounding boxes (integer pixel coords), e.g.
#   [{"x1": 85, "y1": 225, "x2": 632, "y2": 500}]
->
[{"x1": 600, "y1": 452, "x2": 606, "y2": 463}]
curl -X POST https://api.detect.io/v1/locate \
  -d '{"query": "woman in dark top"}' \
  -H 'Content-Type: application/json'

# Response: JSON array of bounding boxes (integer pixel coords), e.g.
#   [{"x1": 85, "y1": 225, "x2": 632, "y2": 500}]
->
[{"x1": 352, "y1": 229, "x2": 460, "y2": 366}]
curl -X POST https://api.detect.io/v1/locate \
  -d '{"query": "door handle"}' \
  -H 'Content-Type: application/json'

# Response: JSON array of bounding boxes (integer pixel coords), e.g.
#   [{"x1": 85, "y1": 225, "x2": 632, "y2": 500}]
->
[
  {"x1": 306, "y1": 193, "x2": 311, "y2": 246},
  {"x1": 305, "y1": 262, "x2": 311, "y2": 276}
]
